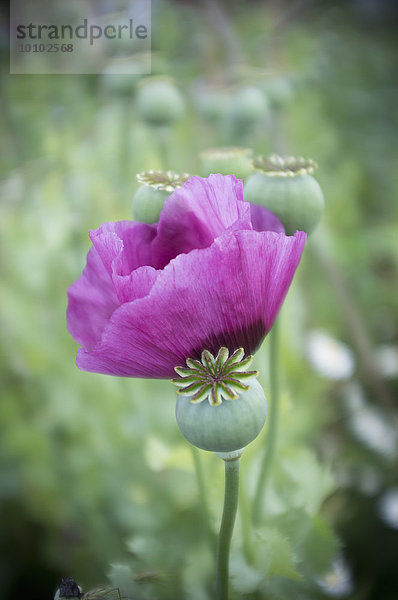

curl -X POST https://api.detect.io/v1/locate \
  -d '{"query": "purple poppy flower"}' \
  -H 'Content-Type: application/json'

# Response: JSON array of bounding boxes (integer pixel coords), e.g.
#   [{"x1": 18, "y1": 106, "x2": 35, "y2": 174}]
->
[{"x1": 67, "y1": 174, "x2": 306, "y2": 378}]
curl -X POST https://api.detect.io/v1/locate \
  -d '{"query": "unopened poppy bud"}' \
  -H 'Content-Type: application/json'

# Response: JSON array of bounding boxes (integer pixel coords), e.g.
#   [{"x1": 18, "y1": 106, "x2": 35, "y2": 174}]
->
[
  {"x1": 244, "y1": 154, "x2": 325, "y2": 235},
  {"x1": 133, "y1": 170, "x2": 190, "y2": 224},
  {"x1": 136, "y1": 78, "x2": 185, "y2": 126},
  {"x1": 200, "y1": 147, "x2": 253, "y2": 180},
  {"x1": 228, "y1": 86, "x2": 269, "y2": 129},
  {"x1": 173, "y1": 348, "x2": 267, "y2": 453}
]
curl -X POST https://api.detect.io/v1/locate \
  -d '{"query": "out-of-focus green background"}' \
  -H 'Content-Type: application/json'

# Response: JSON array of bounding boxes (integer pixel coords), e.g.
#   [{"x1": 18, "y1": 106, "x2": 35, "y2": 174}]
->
[{"x1": 1, "y1": 1, "x2": 398, "y2": 599}]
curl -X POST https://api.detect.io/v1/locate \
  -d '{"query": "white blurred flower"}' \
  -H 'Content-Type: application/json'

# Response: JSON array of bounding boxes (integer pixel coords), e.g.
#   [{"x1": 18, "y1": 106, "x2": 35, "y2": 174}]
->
[
  {"x1": 349, "y1": 405, "x2": 397, "y2": 458},
  {"x1": 342, "y1": 381, "x2": 397, "y2": 459},
  {"x1": 316, "y1": 555, "x2": 353, "y2": 597},
  {"x1": 378, "y1": 488, "x2": 398, "y2": 529},
  {"x1": 375, "y1": 345, "x2": 398, "y2": 379},
  {"x1": 306, "y1": 330, "x2": 355, "y2": 380}
]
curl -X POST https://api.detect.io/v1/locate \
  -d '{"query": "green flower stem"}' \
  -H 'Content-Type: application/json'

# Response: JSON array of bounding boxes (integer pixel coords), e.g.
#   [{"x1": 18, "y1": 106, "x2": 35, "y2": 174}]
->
[
  {"x1": 252, "y1": 318, "x2": 280, "y2": 526},
  {"x1": 155, "y1": 125, "x2": 171, "y2": 170},
  {"x1": 190, "y1": 446, "x2": 216, "y2": 554},
  {"x1": 216, "y1": 455, "x2": 241, "y2": 600},
  {"x1": 120, "y1": 98, "x2": 131, "y2": 182}
]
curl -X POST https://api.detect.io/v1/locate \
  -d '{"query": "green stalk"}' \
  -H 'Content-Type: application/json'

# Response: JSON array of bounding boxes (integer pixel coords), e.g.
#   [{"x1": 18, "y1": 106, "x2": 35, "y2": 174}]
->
[
  {"x1": 252, "y1": 318, "x2": 280, "y2": 526},
  {"x1": 190, "y1": 446, "x2": 216, "y2": 554},
  {"x1": 216, "y1": 456, "x2": 240, "y2": 600},
  {"x1": 155, "y1": 125, "x2": 171, "y2": 169}
]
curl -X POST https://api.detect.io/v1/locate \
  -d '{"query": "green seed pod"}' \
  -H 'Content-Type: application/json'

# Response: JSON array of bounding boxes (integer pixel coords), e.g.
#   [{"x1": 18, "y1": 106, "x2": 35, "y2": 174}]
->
[
  {"x1": 228, "y1": 86, "x2": 269, "y2": 128},
  {"x1": 136, "y1": 78, "x2": 185, "y2": 126},
  {"x1": 100, "y1": 73, "x2": 136, "y2": 97},
  {"x1": 173, "y1": 348, "x2": 267, "y2": 453},
  {"x1": 100, "y1": 61, "x2": 140, "y2": 97},
  {"x1": 195, "y1": 87, "x2": 229, "y2": 124},
  {"x1": 132, "y1": 186, "x2": 169, "y2": 224},
  {"x1": 244, "y1": 154, "x2": 325, "y2": 235},
  {"x1": 200, "y1": 147, "x2": 254, "y2": 180},
  {"x1": 133, "y1": 170, "x2": 190, "y2": 224}
]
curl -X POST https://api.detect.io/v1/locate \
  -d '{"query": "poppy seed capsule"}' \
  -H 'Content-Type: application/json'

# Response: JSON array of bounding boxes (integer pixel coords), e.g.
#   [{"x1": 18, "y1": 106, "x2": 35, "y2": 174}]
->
[
  {"x1": 173, "y1": 348, "x2": 267, "y2": 453},
  {"x1": 228, "y1": 86, "x2": 269, "y2": 128},
  {"x1": 197, "y1": 88, "x2": 229, "y2": 124},
  {"x1": 132, "y1": 186, "x2": 169, "y2": 224},
  {"x1": 244, "y1": 155, "x2": 325, "y2": 235},
  {"x1": 200, "y1": 147, "x2": 254, "y2": 180},
  {"x1": 133, "y1": 170, "x2": 190, "y2": 224},
  {"x1": 136, "y1": 79, "x2": 185, "y2": 126},
  {"x1": 176, "y1": 378, "x2": 267, "y2": 453}
]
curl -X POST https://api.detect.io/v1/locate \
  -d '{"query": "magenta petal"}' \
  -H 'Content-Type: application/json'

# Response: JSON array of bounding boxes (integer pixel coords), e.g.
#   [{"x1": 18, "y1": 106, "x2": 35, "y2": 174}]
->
[
  {"x1": 67, "y1": 247, "x2": 119, "y2": 351},
  {"x1": 250, "y1": 203, "x2": 285, "y2": 233},
  {"x1": 90, "y1": 221, "x2": 157, "y2": 303},
  {"x1": 76, "y1": 230, "x2": 306, "y2": 378},
  {"x1": 151, "y1": 174, "x2": 252, "y2": 268},
  {"x1": 112, "y1": 266, "x2": 159, "y2": 304},
  {"x1": 67, "y1": 221, "x2": 158, "y2": 350},
  {"x1": 90, "y1": 221, "x2": 156, "y2": 273}
]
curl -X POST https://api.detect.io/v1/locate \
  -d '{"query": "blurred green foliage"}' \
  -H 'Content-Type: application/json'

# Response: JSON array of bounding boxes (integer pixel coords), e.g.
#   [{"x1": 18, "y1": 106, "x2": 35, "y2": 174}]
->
[{"x1": 1, "y1": 1, "x2": 398, "y2": 599}]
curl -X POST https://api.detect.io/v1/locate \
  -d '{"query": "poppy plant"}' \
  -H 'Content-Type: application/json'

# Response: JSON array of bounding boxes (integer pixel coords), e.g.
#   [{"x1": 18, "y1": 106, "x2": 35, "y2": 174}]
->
[{"x1": 67, "y1": 174, "x2": 306, "y2": 378}]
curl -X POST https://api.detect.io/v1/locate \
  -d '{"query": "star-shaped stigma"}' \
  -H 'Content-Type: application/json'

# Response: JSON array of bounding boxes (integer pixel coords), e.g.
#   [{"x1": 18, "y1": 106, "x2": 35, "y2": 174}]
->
[
  {"x1": 172, "y1": 347, "x2": 259, "y2": 406},
  {"x1": 136, "y1": 170, "x2": 190, "y2": 192},
  {"x1": 252, "y1": 154, "x2": 317, "y2": 177}
]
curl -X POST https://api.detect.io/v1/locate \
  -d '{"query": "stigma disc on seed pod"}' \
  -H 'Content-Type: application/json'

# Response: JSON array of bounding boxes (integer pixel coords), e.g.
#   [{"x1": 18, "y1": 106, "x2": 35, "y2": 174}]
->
[
  {"x1": 244, "y1": 154, "x2": 325, "y2": 235},
  {"x1": 132, "y1": 170, "x2": 190, "y2": 223}
]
